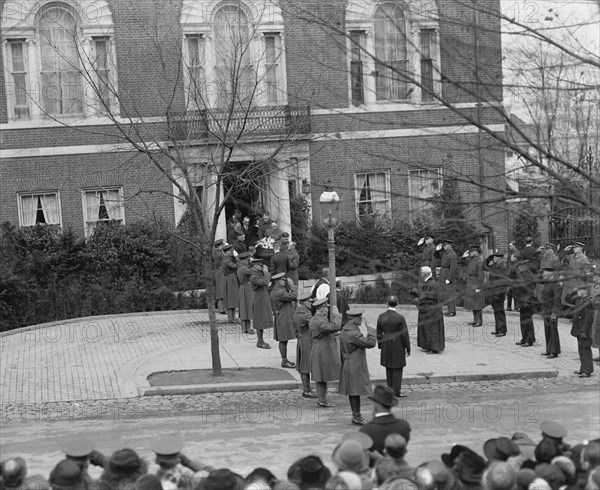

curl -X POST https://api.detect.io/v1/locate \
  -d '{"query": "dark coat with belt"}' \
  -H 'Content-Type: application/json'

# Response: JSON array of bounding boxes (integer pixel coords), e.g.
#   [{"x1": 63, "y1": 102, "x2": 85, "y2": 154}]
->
[
  {"x1": 464, "y1": 256, "x2": 485, "y2": 310},
  {"x1": 294, "y1": 304, "x2": 313, "y2": 373},
  {"x1": 376, "y1": 309, "x2": 411, "y2": 369},
  {"x1": 271, "y1": 281, "x2": 297, "y2": 341},
  {"x1": 237, "y1": 262, "x2": 254, "y2": 321},
  {"x1": 270, "y1": 251, "x2": 289, "y2": 275},
  {"x1": 213, "y1": 252, "x2": 226, "y2": 302},
  {"x1": 570, "y1": 297, "x2": 594, "y2": 338},
  {"x1": 338, "y1": 322, "x2": 376, "y2": 396},
  {"x1": 223, "y1": 256, "x2": 239, "y2": 309},
  {"x1": 359, "y1": 414, "x2": 412, "y2": 454},
  {"x1": 438, "y1": 247, "x2": 457, "y2": 300},
  {"x1": 251, "y1": 266, "x2": 273, "y2": 329},
  {"x1": 309, "y1": 309, "x2": 341, "y2": 382},
  {"x1": 483, "y1": 257, "x2": 509, "y2": 304},
  {"x1": 416, "y1": 277, "x2": 445, "y2": 352}
]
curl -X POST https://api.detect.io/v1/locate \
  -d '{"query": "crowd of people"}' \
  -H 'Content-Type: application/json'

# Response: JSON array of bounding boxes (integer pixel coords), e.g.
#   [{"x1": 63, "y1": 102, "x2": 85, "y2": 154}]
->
[{"x1": 1, "y1": 415, "x2": 599, "y2": 490}]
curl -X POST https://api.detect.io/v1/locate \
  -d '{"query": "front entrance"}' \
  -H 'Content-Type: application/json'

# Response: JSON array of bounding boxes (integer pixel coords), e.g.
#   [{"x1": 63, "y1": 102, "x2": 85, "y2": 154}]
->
[{"x1": 222, "y1": 161, "x2": 264, "y2": 224}]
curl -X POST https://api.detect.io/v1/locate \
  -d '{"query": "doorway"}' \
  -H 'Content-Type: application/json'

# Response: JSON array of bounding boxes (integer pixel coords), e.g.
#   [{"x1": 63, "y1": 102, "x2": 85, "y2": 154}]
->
[{"x1": 222, "y1": 161, "x2": 264, "y2": 224}]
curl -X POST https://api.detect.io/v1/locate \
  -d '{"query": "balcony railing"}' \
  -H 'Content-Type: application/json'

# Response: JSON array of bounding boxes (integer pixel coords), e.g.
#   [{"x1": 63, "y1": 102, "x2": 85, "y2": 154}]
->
[{"x1": 169, "y1": 105, "x2": 311, "y2": 141}]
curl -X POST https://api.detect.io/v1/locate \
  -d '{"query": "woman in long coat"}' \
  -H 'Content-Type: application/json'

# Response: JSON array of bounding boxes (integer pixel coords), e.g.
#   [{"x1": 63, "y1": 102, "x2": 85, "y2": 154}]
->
[
  {"x1": 416, "y1": 267, "x2": 445, "y2": 353},
  {"x1": 309, "y1": 299, "x2": 341, "y2": 407},
  {"x1": 213, "y1": 241, "x2": 226, "y2": 314},
  {"x1": 222, "y1": 245, "x2": 239, "y2": 323},
  {"x1": 251, "y1": 260, "x2": 273, "y2": 349},
  {"x1": 294, "y1": 293, "x2": 316, "y2": 398},
  {"x1": 338, "y1": 309, "x2": 376, "y2": 426},
  {"x1": 237, "y1": 253, "x2": 255, "y2": 335},
  {"x1": 463, "y1": 246, "x2": 485, "y2": 327}
]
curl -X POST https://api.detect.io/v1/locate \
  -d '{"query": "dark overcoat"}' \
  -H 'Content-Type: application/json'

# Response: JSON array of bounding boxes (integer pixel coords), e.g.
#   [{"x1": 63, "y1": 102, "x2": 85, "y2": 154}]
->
[
  {"x1": 483, "y1": 257, "x2": 509, "y2": 304},
  {"x1": 294, "y1": 304, "x2": 313, "y2": 374},
  {"x1": 309, "y1": 309, "x2": 341, "y2": 382},
  {"x1": 338, "y1": 323, "x2": 376, "y2": 396},
  {"x1": 421, "y1": 244, "x2": 436, "y2": 274},
  {"x1": 237, "y1": 262, "x2": 254, "y2": 321},
  {"x1": 463, "y1": 256, "x2": 485, "y2": 310},
  {"x1": 213, "y1": 252, "x2": 226, "y2": 302},
  {"x1": 376, "y1": 309, "x2": 411, "y2": 369},
  {"x1": 416, "y1": 278, "x2": 445, "y2": 352},
  {"x1": 359, "y1": 414, "x2": 412, "y2": 454},
  {"x1": 520, "y1": 245, "x2": 539, "y2": 273},
  {"x1": 287, "y1": 249, "x2": 300, "y2": 285},
  {"x1": 438, "y1": 247, "x2": 457, "y2": 302},
  {"x1": 251, "y1": 266, "x2": 273, "y2": 330},
  {"x1": 271, "y1": 281, "x2": 297, "y2": 341},
  {"x1": 222, "y1": 256, "x2": 239, "y2": 310},
  {"x1": 270, "y1": 251, "x2": 289, "y2": 275}
]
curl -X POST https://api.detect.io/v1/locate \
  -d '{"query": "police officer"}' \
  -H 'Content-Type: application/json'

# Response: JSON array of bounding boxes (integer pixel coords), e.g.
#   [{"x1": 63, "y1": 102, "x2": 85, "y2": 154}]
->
[{"x1": 483, "y1": 250, "x2": 509, "y2": 337}]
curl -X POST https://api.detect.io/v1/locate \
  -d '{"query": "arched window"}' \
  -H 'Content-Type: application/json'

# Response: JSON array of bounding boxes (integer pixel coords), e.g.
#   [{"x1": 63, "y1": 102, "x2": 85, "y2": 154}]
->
[
  {"x1": 374, "y1": 3, "x2": 408, "y2": 101},
  {"x1": 39, "y1": 4, "x2": 83, "y2": 115},
  {"x1": 213, "y1": 4, "x2": 253, "y2": 108}
]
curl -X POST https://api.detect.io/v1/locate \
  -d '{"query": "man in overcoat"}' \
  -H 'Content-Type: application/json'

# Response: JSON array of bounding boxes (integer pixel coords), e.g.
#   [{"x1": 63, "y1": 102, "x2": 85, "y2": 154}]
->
[
  {"x1": 569, "y1": 285, "x2": 596, "y2": 377},
  {"x1": 520, "y1": 237, "x2": 539, "y2": 274},
  {"x1": 294, "y1": 292, "x2": 316, "y2": 398},
  {"x1": 376, "y1": 296, "x2": 411, "y2": 398},
  {"x1": 415, "y1": 266, "x2": 445, "y2": 354},
  {"x1": 233, "y1": 233, "x2": 247, "y2": 255},
  {"x1": 309, "y1": 297, "x2": 341, "y2": 408},
  {"x1": 270, "y1": 241, "x2": 289, "y2": 276},
  {"x1": 464, "y1": 245, "x2": 485, "y2": 327},
  {"x1": 271, "y1": 272, "x2": 298, "y2": 368},
  {"x1": 538, "y1": 266, "x2": 562, "y2": 358},
  {"x1": 420, "y1": 234, "x2": 436, "y2": 279},
  {"x1": 241, "y1": 216, "x2": 258, "y2": 248},
  {"x1": 222, "y1": 244, "x2": 239, "y2": 323},
  {"x1": 483, "y1": 250, "x2": 509, "y2": 336},
  {"x1": 439, "y1": 239, "x2": 458, "y2": 317},
  {"x1": 514, "y1": 260, "x2": 537, "y2": 347},
  {"x1": 250, "y1": 258, "x2": 273, "y2": 349},
  {"x1": 287, "y1": 242, "x2": 300, "y2": 285},
  {"x1": 236, "y1": 252, "x2": 255, "y2": 335},
  {"x1": 562, "y1": 242, "x2": 592, "y2": 306},
  {"x1": 213, "y1": 239, "x2": 226, "y2": 314},
  {"x1": 359, "y1": 385, "x2": 412, "y2": 456},
  {"x1": 506, "y1": 241, "x2": 520, "y2": 311},
  {"x1": 339, "y1": 309, "x2": 377, "y2": 426}
]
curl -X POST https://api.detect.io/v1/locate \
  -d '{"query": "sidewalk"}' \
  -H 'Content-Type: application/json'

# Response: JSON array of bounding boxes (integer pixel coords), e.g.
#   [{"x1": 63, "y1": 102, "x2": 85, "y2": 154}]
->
[{"x1": 0, "y1": 306, "x2": 589, "y2": 405}]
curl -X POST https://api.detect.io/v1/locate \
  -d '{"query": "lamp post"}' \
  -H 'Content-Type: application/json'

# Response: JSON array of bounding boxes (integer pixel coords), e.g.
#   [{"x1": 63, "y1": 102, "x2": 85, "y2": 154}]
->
[{"x1": 319, "y1": 180, "x2": 340, "y2": 311}]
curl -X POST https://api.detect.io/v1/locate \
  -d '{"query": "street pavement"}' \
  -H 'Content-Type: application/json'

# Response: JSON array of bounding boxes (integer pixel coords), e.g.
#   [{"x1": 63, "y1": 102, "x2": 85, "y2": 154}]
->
[{"x1": 1, "y1": 305, "x2": 597, "y2": 405}]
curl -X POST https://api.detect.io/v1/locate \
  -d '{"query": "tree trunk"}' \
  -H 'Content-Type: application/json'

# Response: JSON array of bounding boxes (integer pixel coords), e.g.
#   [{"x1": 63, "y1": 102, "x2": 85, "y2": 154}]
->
[{"x1": 202, "y1": 252, "x2": 223, "y2": 376}]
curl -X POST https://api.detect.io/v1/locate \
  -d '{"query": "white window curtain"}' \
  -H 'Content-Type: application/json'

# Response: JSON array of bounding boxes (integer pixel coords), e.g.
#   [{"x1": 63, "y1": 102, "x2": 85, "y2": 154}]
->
[
  {"x1": 85, "y1": 190, "x2": 122, "y2": 221},
  {"x1": 370, "y1": 173, "x2": 388, "y2": 214},
  {"x1": 104, "y1": 189, "x2": 122, "y2": 220},
  {"x1": 40, "y1": 194, "x2": 59, "y2": 223},
  {"x1": 20, "y1": 195, "x2": 37, "y2": 226},
  {"x1": 20, "y1": 194, "x2": 60, "y2": 226}
]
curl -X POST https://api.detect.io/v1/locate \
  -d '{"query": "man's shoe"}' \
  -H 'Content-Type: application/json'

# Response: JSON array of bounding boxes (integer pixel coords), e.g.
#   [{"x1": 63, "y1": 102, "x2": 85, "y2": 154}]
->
[
  {"x1": 281, "y1": 360, "x2": 296, "y2": 369},
  {"x1": 444, "y1": 312, "x2": 456, "y2": 317},
  {"x1": 244, "y1": 329, "x2": 256, "y2": 335},
  {"x1": 317, "y1": 401, "x2": 335, "y2": 408},
  {"x1": 547, "y1": 354, "x2": 558, "y2": 359},
  {"x1": 468, "y1": 321, "x2": 477, "y2": 326},
  {"x1": 516, "y1": 341, "x2": 525, "y2": 346},
  {"x1": 541, "y1": 352, "x2": 550, "y2": 356},
  {"x1": 426, "y1": 350, "x2": 440, "y2": 354},
  {"x1": 473, "y1": 323, "x2": 482, "y2": 327},
  {"x1": 397, "y1": 393, "x2": 408, "y2": 398},
  {"x1": 579, "y1": 373, "x2": 591, "y2": 378},
  {"x1": 351, "y1": 416, "x2": 367, "y2": 426},
  {"x1": 302, "y1": 391, "x2": 318, "y2": 399},
  {"x1": 495, "y1": 333, "x2": 506, "y2": 337},
  {"x1": 574, "y1": 371, "x2": 582, "y2": 375},
  {"x1": 257, "y1": 341, "x2": 271, "y2": 349},
  {"x1": 521, "y1": 343, "x2": 533, "y2": 347}
]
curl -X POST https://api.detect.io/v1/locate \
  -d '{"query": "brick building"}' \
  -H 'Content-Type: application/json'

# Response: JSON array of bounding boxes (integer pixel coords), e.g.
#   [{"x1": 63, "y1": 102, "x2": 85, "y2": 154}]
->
[{"x1": 1, "y1": 0, "x2": 507, "y2": 251}]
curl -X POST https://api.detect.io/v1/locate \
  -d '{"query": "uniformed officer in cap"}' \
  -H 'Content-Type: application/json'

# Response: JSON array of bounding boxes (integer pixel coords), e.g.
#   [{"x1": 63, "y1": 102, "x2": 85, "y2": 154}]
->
[
  {"x1": 439, "y1": 239, "x2": 458, "y2": 316},
  {"x1": 483, "y1": 249, "x2": 509, "y2": 336},
  {"x1": 309, "y1": 297, "x2": 342, "y2": 408},
  {"x1": 294, "y1": 291, "x2": 316, "y2": 398},
  {"x1": 339, "y1": 308, "x2": 376, "y2": 426},
  {"x1": 270, "y1": 271, "x2": 298, "y2": 368},
  {"x1": 540, "y1": 421, "x2": 569, "y2": 452},
  {"x1": 62, "y1": 437, "x2": 105, "y2": 481},
  {"x1": 151, "y1": 437, "x2": 212, "y2": 490}
]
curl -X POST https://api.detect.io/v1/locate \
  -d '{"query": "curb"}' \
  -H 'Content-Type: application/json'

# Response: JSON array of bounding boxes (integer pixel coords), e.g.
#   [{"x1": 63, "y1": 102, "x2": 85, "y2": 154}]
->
[{"x1": 140, "y1": 370, "x2": 558, "y2": 397}]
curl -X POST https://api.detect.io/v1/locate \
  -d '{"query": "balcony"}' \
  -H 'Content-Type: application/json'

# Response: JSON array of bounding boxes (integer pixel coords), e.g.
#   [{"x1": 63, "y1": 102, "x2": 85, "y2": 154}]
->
[{"x1": 169, "y1": 105, "x2": 311, "y2": 141}]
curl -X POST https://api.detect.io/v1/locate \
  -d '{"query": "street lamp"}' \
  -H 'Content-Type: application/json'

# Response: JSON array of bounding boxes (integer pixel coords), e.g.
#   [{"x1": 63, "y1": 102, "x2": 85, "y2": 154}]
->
[{"x1": 319, "y1": 180, "x2": 340, "y2": 310}]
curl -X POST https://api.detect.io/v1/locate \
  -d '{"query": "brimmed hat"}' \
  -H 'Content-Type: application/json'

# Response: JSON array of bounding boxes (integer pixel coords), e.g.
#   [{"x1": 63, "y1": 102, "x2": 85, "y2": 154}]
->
[
  {"x1": 313, "y1": 298, "x2": 328, "y2": 308},
  {"x1": 540, "y1": 421, "x2": 567, "y2": 440},
  {"x1": 298, "y1": 456, "x2": 330, "y2": 485},
  {"x1": 573, "y1": 241, "x2": 586, "y2": 248},
  {"x1": 272, "y1": 272, "x2": 286, "y2": 280},
  {"x1": 332, "y1": 440, "x2": 369, "y2": 473},
  {"x1": 484, "y1": 437, "x2": 521, "y2": 462},
  {"x1": 214, "y1": 239, "x2": 224, "y2": 247},
  {"x1": 1, "y1": 458, "x2": 27, "y2": 487},
  {"x1": 222, "y1": 244, "x2": 233, "y2": 251},
  {"x1": 238, "y1": 252, "x2": 250, "y2": 259},
  {"x1": 525, "y1": 236, "x2": 534, "y2": 243},
  {"x1": 454, "y1": 451, "x2": 486, "y2": 483},
  {"x1": 492, "y1": 249, "x2": 505, "y2": 257},
  {"x1": 341, "y1": 431, "x2": 373, "y2": 450},
  {"x1": 368, "y1": 384, "x2": 398, "y2": 407},
  {"x1": 109, "y1": 449, "x2": 143, "y2": 472},
  {"x1": 470, "y1": 244, "x2": 481, "y2": 252},
  {"x1": 535, "y1": 463, "x2": 566, "y2": 489},
  {"x1": 49, "y1": 460, "x2": 82, "y2": 488},
  {"x1": 62, "y1": 438, "x2": 94, "y2": 458},
  {"x1": 251, "y1": 258, "x2": 263, "y2": 263},
  {"x1": 511, "y1": 433, "x2": 537, "y2": 460},
  {"x1": 346, "y1": 308, "x2": 364, "y2": 316},
  {"x1": 298, "y1": 292, "x2": 312, "y2": 302},
  {"x1": 443, "y1": 238, "x2": 454, "y2": 244},
  {"x1": 442, "y1": 445, "x2": 475, "y2": 468},
  {"x1": 545, "y1": 243, "x2": 558, "y2": 250}
]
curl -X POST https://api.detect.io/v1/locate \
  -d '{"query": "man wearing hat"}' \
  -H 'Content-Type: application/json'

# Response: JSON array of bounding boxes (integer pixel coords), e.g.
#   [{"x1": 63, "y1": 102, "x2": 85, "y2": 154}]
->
[
  {"x1": 520, "y1": 237, "x2": 540, "y2": 274},
  {"x1": 452, "y1": 450, "x2": 487, "y2": 489},
  {"x1": 415, "y1": 266, "x2": 445, "y2": 354},
  {"x1": 506, "y1": 241, "x2": 521, "y2": 311},
  {"x1": 562, "y1": 241, "x2": 591, "y2": 306},
  {"x1": 376, "y1": 295, "x2": 411, "y2": 398},
  {"x1": 269, "y1": 241, "x2": 289, "y2": 276},
  {"x1": 287, "y1": 241, "x2": 300, "y2": 286},
  {"x1": 540, "y1": 421, "x2": 568, "y2": 448},
  {"x1": 464, "y1": 245, "x2": 485, "y2": 327},
  {"x1": 150, "y1": 437, "x2": 212, "y2": 488},
  {"x1": 213, "y1": 240, "x2": 227, "y2": 314},
  {"x1": 236, "y1": 252, "x2": 255, "y2": 335},
  {"x1": 514, "y1": 260, "x2": 537, "y2": 347},
  {"x1": 294, "y1": 291, "x2": 316, "y2": 398},
  {"x1": 331, "y1": 439, "x2": 372, "y2": 485},
  {"x1": 233, "y1": 233, "x2": 247, "y2": 255},
  {"x1": 250, "y1": 258, "x2": 273, "y2": 348},
  {"x1": 439, "y1": 239, "x2": 458, "y2": 316},
  {"x1": 62, "y1": 437, "x2": 105, "y2": 481},
  {"x1": 538, "y1": 265, "x2": 562, "y2": 357},
  {"x1": 419, "y1": 234, "x2": 437, "y2": 279},
  {"x1": 483, "y1": 250, "x2": 509, "y2": 336},
  {"x1": 359, "y1": 385, "x2": 411, "y2": 456},
  {"x1": 309, "y1": 297, "x2": 342, "y2": 407},
  {"x1": 338, "y1": 308, "x2": 377, "y2": 426},
  {"x1": 539, "y1": 243, "x2": 561, "y2": 271},
  {"x1": 222, "y1": 244, "x2": 239, "y2": 323},
  {"x1": 270, "y1": 272, "x2": 298, "y2": 368},
  {"x1": 569, "y1": 284, "x2": 594, "y2": 377}
]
